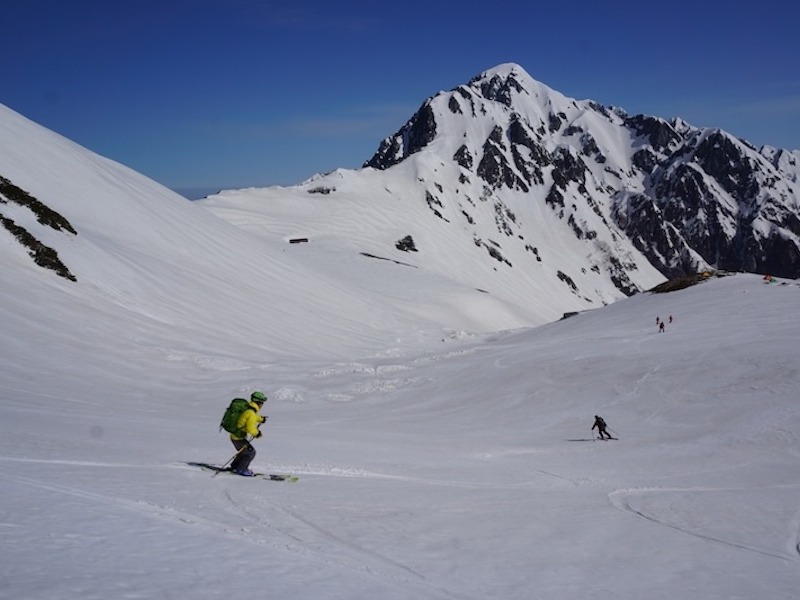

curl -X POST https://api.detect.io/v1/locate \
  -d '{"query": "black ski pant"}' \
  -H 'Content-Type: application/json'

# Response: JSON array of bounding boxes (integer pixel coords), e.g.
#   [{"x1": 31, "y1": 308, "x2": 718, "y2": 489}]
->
[{"x1": 230, "y1": 438, "x2": 256, "y2": 471}]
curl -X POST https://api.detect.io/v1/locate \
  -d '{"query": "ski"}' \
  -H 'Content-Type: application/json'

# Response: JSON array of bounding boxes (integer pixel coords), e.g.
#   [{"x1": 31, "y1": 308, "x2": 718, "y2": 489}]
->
[
  {"x1": 186, "y1": 462, "x2": 298, "y2": 482},
  {"x1": 596, "y1": 437, "x2": 617, "y2": 440},
  {"x1": 268, "y1": 473, "x2": 299, "y2": 482}
]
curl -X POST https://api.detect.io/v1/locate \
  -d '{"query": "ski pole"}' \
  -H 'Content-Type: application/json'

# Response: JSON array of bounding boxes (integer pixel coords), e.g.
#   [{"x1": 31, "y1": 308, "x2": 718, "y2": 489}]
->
[{"x1": 214, "y1": 436, "x2": 253, "y2": 477}]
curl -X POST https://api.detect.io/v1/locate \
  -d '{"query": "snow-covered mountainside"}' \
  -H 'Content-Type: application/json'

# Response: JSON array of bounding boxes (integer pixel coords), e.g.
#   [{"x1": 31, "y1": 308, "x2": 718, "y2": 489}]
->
[
  {"x1": 201, "y1": 65, "x2": 669, "y2": 323},
  {"x1": 200, "y1": 64, "x2": 799, "y2": 328},
  {"x1": 363, "y1": 63, "x2": 800, "y2": 280},
  {"x1": 5, "y1": 63, "x2": 798, "y2": 345},
  {"x1": 0, "y1": 102, "x2": 556, "y2": 376},
  {"x1": 2, "y1": 66, "x2": 800, "y2": 600}
]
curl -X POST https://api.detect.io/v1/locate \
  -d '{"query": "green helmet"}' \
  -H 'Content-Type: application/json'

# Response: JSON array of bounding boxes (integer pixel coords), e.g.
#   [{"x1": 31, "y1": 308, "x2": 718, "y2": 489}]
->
[{"x1": 251, "y1": 391, "x2": 267, "y2": 404}]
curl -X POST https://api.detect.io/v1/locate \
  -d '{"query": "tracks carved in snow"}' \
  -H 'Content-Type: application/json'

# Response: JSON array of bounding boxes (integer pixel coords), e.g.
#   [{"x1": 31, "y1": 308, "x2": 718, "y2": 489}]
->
[{"x1": 610, "y1": 485, "x2": 800, "y2": 563}]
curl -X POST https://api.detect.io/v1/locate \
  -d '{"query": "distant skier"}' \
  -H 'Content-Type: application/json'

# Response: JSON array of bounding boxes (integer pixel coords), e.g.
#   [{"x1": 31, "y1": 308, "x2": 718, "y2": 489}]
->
[
  {"x1": 592, "y1": 415, "x2": 613, "y2": 439},
  {"x1": 659, "y1": 321, "x2": 665, "y2": 333}
]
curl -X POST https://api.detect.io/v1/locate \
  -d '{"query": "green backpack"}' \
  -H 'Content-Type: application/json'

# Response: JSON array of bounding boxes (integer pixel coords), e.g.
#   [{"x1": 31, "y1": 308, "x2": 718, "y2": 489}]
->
[{"x1": 219, "y1": 398, "x2": 252, "y2": 435}]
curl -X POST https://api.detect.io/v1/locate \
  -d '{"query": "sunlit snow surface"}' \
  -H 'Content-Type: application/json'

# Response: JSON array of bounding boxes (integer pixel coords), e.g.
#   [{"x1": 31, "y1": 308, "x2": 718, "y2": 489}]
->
[
  {"x1": 2, "y1": 273, "x2": 800, "y2": 599},
  {"x1": 2, "y1": 102, "x2": 800, "y2": 599}
]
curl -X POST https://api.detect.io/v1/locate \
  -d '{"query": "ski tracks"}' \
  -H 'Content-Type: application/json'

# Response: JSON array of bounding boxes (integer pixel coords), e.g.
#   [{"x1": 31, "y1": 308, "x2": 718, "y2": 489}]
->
[
  {"x1": 610, "y1": 485, "x2": 800, "y2": 564},
  {"x1": 4, "y1": 471, "x2": 262, "y2": 536},
  {"x1": 4, "y1": 465, "x2": 458, "y2": 599},
  {"x1": 9, "y1": 471, "x2": 426, "y2": 592},
  {"x1": 224, "y1": 490, "x2": 463, "y2": 600},
  {"x1": 236, "y1": 495, "x2": 424, "y2": 579},
  {"x1": 790, "y1": 500, "x2": 800, "y2": 560}
]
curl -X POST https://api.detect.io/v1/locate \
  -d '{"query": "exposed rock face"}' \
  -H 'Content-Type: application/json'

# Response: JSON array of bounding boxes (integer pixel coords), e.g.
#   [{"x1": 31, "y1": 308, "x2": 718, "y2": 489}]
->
[
  {"x1": 364, "y1": 102, "x2": 437, "y2": 169},
  {"x1": 0, "y1": 175, "x2": 77, "y2": 281}
]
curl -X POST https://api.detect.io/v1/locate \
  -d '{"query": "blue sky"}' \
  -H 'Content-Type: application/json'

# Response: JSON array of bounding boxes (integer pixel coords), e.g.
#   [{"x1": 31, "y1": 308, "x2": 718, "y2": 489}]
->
[{"x1": 2, "y1": 0, "x2": 798, "y2": 198}]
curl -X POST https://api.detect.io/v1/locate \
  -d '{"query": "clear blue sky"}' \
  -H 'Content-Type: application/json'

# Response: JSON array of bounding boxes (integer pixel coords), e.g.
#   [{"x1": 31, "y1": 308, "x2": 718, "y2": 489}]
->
[{"x1": 3, "y1": 0, "x2": 798, "y2": 198}]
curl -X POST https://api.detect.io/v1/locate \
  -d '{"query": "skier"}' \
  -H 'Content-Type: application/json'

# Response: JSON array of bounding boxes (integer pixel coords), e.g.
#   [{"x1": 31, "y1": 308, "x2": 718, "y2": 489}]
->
[
  {"x1": 659, "y1": 320, "x2": 665, "y2": 333},
  {"x1": 229, "y1": 391, "x2": 268, "y2": 476},
  {"x1": 592, "y1": 415, "x2": 613, "y2": 439}
]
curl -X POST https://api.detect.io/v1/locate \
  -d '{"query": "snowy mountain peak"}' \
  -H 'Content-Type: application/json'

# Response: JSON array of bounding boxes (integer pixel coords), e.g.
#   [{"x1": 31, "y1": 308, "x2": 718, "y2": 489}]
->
[
  {"x1": 468, "y1": 62, "x2": 534, "y2": 105},
  {"x1": 2, "y1": 60, "x2": 799, "y2": 368},
  {"x1": 361, "y1": 64, "x2": 800, "y2": 281}
]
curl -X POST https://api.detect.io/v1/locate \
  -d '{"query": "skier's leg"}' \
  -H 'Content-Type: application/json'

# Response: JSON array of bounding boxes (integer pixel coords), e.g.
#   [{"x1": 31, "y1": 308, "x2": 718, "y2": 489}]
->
[
  {"x1": 239, "y1": 444, "x2": 256, "y2": 470},
  {"x1": 230, "y1": 439, "x2": 255, "y2": 471}
]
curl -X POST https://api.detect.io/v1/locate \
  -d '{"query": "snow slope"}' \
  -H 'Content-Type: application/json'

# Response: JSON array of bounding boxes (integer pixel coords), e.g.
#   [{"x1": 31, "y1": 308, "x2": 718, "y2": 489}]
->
[
  {"x1": 2, "y1": 272, "x2": 799, "y2": 600},
  {"x1": 0, "y1": 101, "x2": 552, "y2": 372},
  {"x1": 2, "y1": 99, "x2": 800, "y2": 599}
]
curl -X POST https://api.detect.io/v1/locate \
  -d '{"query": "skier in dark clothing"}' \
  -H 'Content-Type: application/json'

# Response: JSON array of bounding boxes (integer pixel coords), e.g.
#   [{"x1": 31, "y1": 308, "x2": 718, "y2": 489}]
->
[{"x1": 592, "y1": 415, "x2": 613, "y2": 439}]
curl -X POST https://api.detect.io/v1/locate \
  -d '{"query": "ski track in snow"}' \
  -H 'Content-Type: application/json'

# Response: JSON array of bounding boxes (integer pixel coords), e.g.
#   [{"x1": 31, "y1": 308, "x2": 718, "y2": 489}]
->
[
  {"x1": 0, "y1": 468, "x2": 455, "y2": 599},
  {"x1": 787, "y1": 498, "x2": 800, "y2": 560},
  {"x1": 0, "y1": 456, "x2": 159, "y2": 469},
  {"x1": 1, "y1": 461, "x2": 460, "y2": 600},
  {"x1": 2, "y1": 472, "x2": 250, "y2": 535},
  {"x1": 10, "y1": 452, "x2": 800, "y2": 569},
  {"x1": 609, "y1": 486, "x2": 800, "y2": 563},
  {"x1": 178, "y1": 460, "x2": 552, "y2": 490},
  {"x1": 229, "y1": 492, "x2": 435, "y2": 587},
  {"x1": 0, "y1": 455, "x2": 556, "y2": 491}
]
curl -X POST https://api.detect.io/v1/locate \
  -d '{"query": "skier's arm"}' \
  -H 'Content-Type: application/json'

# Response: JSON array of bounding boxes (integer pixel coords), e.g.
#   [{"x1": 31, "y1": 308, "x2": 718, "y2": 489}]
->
[{"x1": 243, "y1": 410, "x2": 264, "y2": 437}]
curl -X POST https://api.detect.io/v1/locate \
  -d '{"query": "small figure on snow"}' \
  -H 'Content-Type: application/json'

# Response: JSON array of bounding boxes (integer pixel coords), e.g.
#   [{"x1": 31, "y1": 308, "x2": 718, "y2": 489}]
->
[
  {"x1": 659, "y1": 321, "x2": 665, "y2": 333},
  {"x1": 669, "y1": 314, "x2": 673, "y2": 324},
  {"x1": 592, "y1": 415, "x2": 613, "y2": 439},
  {"x1": 228, "y1": 391, "x2": 268, "y2": 476}
]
